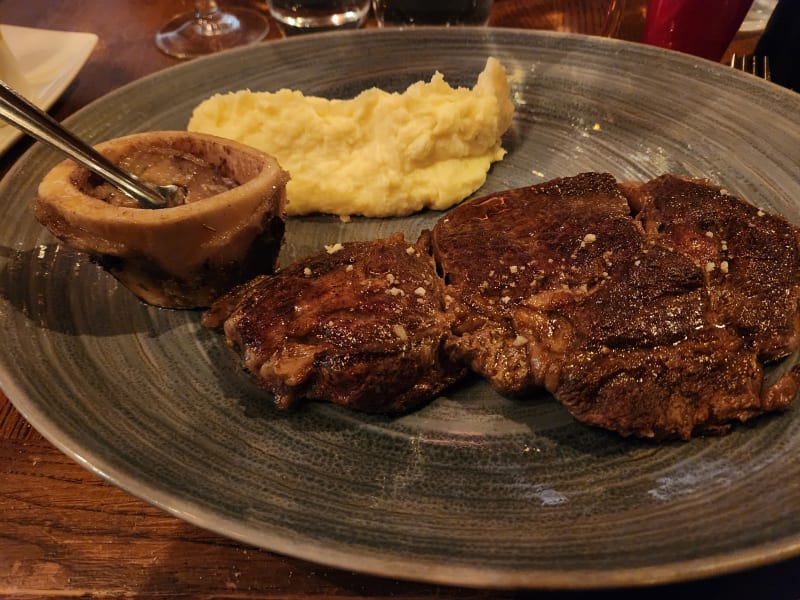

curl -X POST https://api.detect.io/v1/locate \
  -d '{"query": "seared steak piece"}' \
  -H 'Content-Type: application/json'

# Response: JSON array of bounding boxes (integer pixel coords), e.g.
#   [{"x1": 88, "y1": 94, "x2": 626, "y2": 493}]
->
[
  {"x1": 431, "y1": 172, "x2": 638, "y2": 394},
  {"x1": 203, "y1": 232, "x2": 464, "y2": 413},
  {"x1": 553, "y1": 329, "x2": 785, "y2": 439},
  {"x1": 206, "y1": 172, "x2": 800, "y2": 439},
  {"x1": 520, "y1": 240, "x2": 797, "y2": 439},
  {"x1": 630, "y1": 175, "x2": 800, "y2": 362},
  {"x1": 434, "y1": 173, "x2": 800, "y2": 439}
]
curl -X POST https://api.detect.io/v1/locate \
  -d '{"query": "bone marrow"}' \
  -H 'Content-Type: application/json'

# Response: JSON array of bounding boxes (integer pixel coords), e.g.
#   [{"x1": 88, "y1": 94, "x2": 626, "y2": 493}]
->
[{"x1": 32, "y1": 131, "x2": 289, "y2": 309}]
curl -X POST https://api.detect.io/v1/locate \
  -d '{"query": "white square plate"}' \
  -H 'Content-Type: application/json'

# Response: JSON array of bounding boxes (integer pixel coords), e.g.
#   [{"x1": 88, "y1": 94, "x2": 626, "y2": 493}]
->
[{"x1": 0, "y1": 24, "x2": 98, "y2": 154}]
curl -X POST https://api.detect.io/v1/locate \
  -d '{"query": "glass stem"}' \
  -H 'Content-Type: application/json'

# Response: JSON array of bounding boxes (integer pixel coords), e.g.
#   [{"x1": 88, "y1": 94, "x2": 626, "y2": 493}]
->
[{"x1": 194, "y1": 0, "x2": 221, "y2": 20}]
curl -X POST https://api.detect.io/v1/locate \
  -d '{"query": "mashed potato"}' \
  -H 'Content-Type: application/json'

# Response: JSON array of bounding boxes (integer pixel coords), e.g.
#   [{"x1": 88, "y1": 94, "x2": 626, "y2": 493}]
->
[{"x1": 187, "y1": 57, "x2": 514, "y2": 217}]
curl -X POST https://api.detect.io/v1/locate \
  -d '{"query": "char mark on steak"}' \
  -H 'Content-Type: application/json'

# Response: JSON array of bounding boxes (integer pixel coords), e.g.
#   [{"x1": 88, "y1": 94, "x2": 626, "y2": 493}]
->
[{"x1": 203, "y1": 232, "x2": 465, "y2": 413}]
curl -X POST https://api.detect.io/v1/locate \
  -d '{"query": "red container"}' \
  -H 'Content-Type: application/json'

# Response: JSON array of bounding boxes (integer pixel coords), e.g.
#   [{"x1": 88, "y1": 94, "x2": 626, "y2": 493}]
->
[{"x1": 643, "y1": 0, "x2": 755, "y2": 61}]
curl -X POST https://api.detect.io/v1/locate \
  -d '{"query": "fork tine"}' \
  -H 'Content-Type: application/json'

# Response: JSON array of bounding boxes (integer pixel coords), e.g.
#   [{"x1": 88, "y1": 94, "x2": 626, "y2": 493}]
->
[
  {"x1": 751, "y1": 55, "x2": 771, "y2": 81},
  {"x1": 761, "y1": 55, "x2": 771, "y2": 81},
  {"x1": 729, "y1": 53, "x2": 771, "y2": 81}
]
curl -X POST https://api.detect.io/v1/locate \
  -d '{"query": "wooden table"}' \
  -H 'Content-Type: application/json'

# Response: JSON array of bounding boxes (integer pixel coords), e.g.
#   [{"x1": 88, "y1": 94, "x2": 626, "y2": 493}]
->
[{"x1": 1, "y1": 1, "x2": 798, "y2": 598}]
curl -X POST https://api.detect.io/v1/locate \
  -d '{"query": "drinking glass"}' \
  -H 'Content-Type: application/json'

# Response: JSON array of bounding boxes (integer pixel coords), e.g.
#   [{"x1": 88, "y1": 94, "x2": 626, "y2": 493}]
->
[
  {"x1": 607, "y1": 1, "x2": 758, "y2": 62},
  {"x1": 373, "y1": 0, "x2": 494, "y2": 27},
  {"x1": 641, "y1": 0, "x2": 754, "y2": 61},
  {"x1": 490, "y1": 0, "x2": 626, "y2": 37},
  {"x1": 269, "y1": 0, "x2": 371, "y2": 34},
  {"x1": 155, "y1": 1, "x2": 270, "y2": 59}
]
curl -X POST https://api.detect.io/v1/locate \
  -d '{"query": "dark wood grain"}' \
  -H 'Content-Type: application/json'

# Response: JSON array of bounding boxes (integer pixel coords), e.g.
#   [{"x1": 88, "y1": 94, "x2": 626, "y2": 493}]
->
[
  {"x1": 1, "y1": 1, "x2": 798, "y2": 598},
  {"x1": 1, "y1": 438, "x2": 511, "y2": 599}
]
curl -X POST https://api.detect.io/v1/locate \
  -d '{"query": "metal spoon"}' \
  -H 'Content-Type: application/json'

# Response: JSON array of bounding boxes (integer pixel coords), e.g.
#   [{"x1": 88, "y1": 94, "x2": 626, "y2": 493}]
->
[{"x1": 0, "y1": 81, "x2": 176, "y2": 209}]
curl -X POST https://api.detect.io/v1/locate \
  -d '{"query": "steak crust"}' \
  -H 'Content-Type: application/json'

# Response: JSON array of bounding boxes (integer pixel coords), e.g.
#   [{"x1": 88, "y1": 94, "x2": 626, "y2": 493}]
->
[
  {"x1": 433, "y1": 173, "x2": 800, "y2": 439},
  {"x1": 203, "y1": 232, "x2": 465, "y2": 413},
  {"x1": 630, "y1": 175, "x2": 800, "y2": 361},
  {"x1": 432, "y1": 172, "x2": 637, "y2": 394},
  {"x1": 207, "y1": 173, "x2": 800, "y2": 439}
]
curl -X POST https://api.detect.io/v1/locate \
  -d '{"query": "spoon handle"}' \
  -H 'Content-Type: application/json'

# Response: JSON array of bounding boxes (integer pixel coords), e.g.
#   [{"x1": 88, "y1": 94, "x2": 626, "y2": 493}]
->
[{"x1": 0, "y1": 81, "x2": 167, "y2": 209}]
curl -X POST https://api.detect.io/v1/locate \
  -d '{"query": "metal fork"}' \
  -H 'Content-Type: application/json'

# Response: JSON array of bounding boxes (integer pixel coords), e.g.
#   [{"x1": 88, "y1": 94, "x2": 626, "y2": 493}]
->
[{"x1": 729, "y1": 53, "x2": 772, "y2": 81}]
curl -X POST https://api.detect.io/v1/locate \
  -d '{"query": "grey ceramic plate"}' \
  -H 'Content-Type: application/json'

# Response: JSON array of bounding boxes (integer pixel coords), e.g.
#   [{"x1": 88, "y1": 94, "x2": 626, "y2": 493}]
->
[{"x1": 2, "y1": 28, "x2": 800, "y2": 590}]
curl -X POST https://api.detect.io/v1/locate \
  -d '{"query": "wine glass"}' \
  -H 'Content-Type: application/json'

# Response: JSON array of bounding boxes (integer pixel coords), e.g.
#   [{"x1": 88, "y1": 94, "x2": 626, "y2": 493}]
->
[{"x1": 155, "y1": 1, "x2": 270, "y2": 59}]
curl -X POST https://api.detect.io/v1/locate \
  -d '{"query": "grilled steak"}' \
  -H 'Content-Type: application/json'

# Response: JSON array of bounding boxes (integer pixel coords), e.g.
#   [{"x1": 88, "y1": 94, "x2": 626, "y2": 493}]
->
[
  {"x1": 630, "y1": 175, "x2": 800, "y2": 362},
  {"x1": 206, "y1": 172, "x2": 800, "y2": 439},
  {"x1": 203, "y1": 232, "x2": 465, "y2": 413},
  {"x1": 433, "y1": 173, "x2": 800, "y2": 439},
  {"x1": 431, "y1": 172, "x2": 638, "y2": 394}
]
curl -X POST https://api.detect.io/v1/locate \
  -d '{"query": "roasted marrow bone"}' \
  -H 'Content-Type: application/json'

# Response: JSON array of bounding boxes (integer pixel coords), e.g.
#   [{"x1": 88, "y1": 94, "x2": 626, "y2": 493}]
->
[{"x1": 32, "y1": 131, "x2": 289, "y2": 309}]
